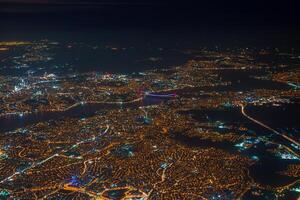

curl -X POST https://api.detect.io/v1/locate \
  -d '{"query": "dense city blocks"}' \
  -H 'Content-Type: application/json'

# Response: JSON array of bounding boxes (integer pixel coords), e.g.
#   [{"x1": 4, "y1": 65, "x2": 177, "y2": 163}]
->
[{"x1": 0, "y1": 40, "x2": 299, "y2": 199}]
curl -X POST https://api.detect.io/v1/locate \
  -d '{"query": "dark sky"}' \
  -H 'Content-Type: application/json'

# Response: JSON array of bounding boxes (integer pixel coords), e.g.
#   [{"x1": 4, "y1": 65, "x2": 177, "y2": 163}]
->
[{"x1": 0, "y1": 0, "x2": 299, "y2": 34}]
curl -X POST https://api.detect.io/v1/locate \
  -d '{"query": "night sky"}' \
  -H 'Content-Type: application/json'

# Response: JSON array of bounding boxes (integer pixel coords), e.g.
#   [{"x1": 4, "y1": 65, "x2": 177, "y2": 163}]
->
[
  {"x1": 0, "y1": 0, "x2": 300, "y2": 47},
  {"x1": 0, "y1": 0, "x2": 299, "y2": 28}
]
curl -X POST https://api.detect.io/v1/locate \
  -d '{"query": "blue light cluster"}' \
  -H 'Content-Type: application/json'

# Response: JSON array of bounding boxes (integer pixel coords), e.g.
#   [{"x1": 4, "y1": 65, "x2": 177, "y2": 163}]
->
[
  {"x1": 70, "y1": 175, "x2": 81, "y2": 187},
  {"x1": 276, "y1": 152, "x2": 300, "y2": 160},
  {"x1": 160, "y1": 163, "x2": 168, "y2": 169}
]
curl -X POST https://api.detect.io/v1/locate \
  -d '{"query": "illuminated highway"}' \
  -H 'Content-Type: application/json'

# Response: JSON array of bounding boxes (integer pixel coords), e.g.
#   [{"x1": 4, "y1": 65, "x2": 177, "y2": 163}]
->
[
  {"x1": 0, "y1": 125, "x2": 110, "y2": 184},
  {"x1": 240, "y1": 104, "x2": 300, "y2": 155}
]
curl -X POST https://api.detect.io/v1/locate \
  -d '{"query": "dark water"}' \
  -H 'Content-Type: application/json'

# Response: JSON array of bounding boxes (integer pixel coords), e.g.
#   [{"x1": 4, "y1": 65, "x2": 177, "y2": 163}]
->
[
  {"x1": 248, "y1": 150, "x2": 299, "y2": 187},
  {"x1": 246, "y1": 103, "x2": 300, "y2": 132},
  {"x1": 0, "y1": 96, "x2": 168, "y2": 132},
  {"x1": 218, "y1": 69, "x2": 292, "y2": 91}
]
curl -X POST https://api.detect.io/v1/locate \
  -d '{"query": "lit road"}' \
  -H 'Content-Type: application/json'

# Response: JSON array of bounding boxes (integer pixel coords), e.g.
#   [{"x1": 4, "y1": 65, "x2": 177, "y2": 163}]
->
[
  {"x1": 240, "y1": 104, "x2": 300, "y2": 154},
  {"x1": 0, "y1": 125, "x2": 110, "y2": 184}
]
